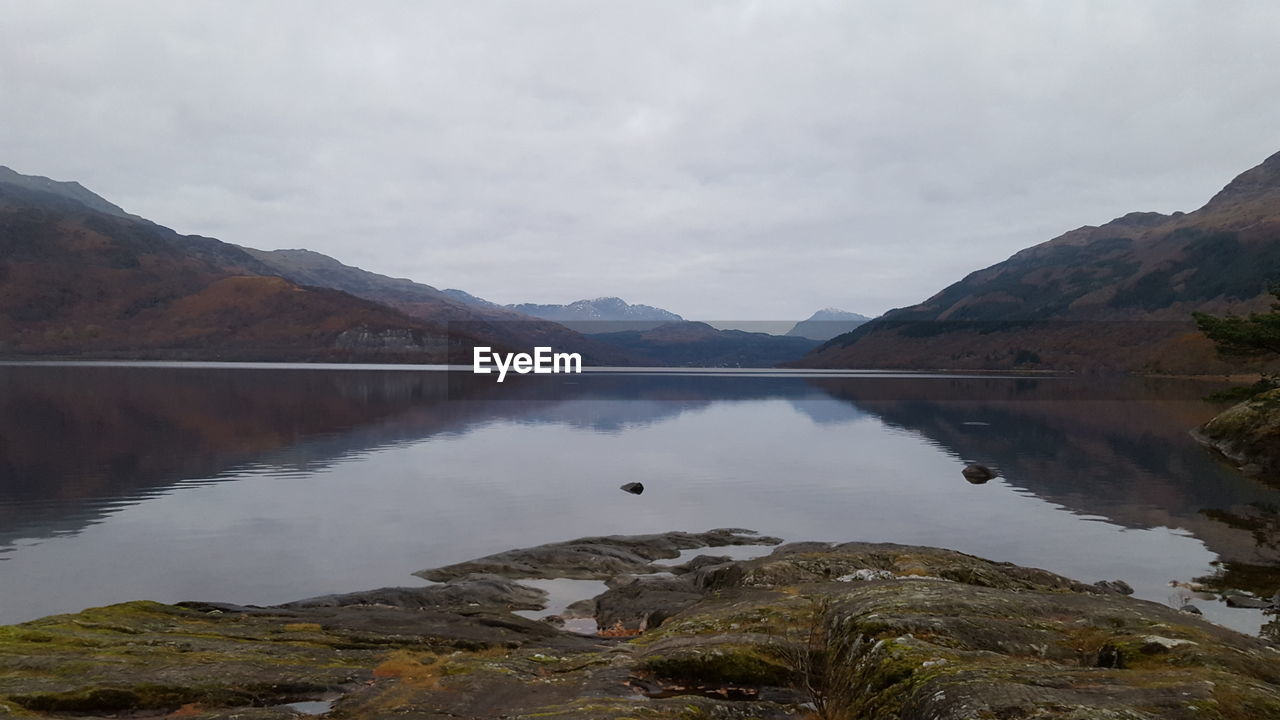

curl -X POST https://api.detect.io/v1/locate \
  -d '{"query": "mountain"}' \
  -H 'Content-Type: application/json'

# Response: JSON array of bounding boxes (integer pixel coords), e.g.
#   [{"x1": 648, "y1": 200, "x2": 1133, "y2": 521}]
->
[
  {"x1": 799, "y1": 150, "x2": 1280, "y2": 373},
  {"x1": 785, "y1": 308, "x2": 872, "y2": 341},
  {"x1": 509, "y1": 297, "x2": 683, "y2": 333},
  {"x1": 243, "y1": 249, "x2": 634, "y2": 364},
  {"x1": 590, "y1": 321, "x2": 818, "y2": 368},
  {"x1": 502, "y1": 295, "x2": 820, "y2": 366},
  {"x1": 0, "y1": 165, "x2": 133, "y2": 219},
  {"x1": 0, "y1": 169, "x2": 498, "y2": 362}
]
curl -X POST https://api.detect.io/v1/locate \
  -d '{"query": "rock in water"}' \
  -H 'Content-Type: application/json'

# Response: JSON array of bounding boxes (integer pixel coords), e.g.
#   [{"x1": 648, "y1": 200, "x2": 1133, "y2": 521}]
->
[
  {"x1": 962, "y1": 463, "x2": 998, "y2": 483},
  {"x1": 1224, "y1": 593, "x2": 1273, "y2": 609},
  {"x1": 416, "y1": 528, "x2": 782, "y2": 581},
  {"x1": 620, "y1": 482, "x2": 644, "y2": 495}
]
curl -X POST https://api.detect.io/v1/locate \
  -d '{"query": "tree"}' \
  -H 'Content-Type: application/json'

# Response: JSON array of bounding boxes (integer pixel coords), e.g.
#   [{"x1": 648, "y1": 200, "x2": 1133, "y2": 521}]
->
[{"x1": 1193, "y1": 286, "x2": 1280, "y2": 358}]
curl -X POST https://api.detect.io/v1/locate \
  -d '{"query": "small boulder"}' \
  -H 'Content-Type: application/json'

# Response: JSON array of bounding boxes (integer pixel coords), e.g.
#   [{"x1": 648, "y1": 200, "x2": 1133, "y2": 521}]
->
[
  {"x1": 1140, "y1": 635, "x2": 1197, "y2": 654},
  {"x1": 620, "y1": 482, "x2": 645, "y2": 495},
  {"x1": 1094, "y1": 579, "x2": 1134, "y2": 596},
  {"x1": 1224, "y1": 592, "x2": 1272, "y2": 609},
  {"x1": 962, "y1": 463, "x2": 998, "y2": 483}
]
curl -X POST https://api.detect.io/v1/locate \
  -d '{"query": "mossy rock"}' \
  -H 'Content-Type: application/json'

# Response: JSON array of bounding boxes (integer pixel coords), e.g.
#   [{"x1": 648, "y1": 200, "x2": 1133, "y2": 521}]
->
[
  {"x1": 4, "y1": 536, "x2": 1280, "y2": 719},
  {"x1": 1197, "y1": 388, "x2": 1280, "y2": 480},
  {"x1": 640, "y1": 644, "x2": 792, "y2": 687}
]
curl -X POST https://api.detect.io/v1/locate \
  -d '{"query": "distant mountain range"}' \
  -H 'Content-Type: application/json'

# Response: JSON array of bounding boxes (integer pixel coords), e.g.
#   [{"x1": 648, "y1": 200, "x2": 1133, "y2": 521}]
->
[
  {"x1": 440, "y1": 293, "x2": 685, "y2": 335},
  {"x1": 17, "y1": 149, "x2": 1278, "y2": 375},
  {"x1": 785, "y1": 308, "x2": 872, "y2": 341},
  {"x1": 0, "y1": 166, "x2": 645, "y2": 363},
  {"x1": 0, "y1": 166, "x2": 820, "y2": 367},
  {"x1": 798, "y1": 150, "x2": 1280, "y2": 373},
  {"x1": 447, "y1": 290, "x2": 824, "y2": 366},
  {"x1": 240, "y1": 248, "x2": 633, "y2": 364},
  {"x1": 590, "y1": 321, "x2": 818, "y2": 368}
]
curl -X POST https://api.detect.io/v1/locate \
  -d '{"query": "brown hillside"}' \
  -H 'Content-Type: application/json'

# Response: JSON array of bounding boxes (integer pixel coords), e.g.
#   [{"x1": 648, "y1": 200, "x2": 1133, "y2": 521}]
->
[
  {"x1": 242, "y1": 248, "x2": 636, "y2": 365},
  {"x1": 0, "y1": 180, "x2": 463, "y2": 362},
  {"x1": 799, "y1": 150, "x2": 1280, "y2": 374}
]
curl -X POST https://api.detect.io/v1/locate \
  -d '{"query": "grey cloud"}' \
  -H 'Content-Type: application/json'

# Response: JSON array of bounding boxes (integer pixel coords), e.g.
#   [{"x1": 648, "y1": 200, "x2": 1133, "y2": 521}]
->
[{"x1": 2, "y1": 0, "x2": 1278, "y2": 319}]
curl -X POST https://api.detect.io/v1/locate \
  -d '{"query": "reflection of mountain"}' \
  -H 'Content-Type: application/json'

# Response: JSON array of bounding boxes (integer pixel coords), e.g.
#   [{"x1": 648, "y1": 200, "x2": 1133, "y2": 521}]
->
[
  {"x1": 8, "y1": 365, "x2": 1278, "y2": 578},
  {"x1": 808, "y1": 376, "x2": 1280, "y2": 565},
  {"x1": 0, "y1": 366, "x2": 450, "y2": 549},
  {"x1": 0, "y1": 366, "x2": 837, "y2": 549}
]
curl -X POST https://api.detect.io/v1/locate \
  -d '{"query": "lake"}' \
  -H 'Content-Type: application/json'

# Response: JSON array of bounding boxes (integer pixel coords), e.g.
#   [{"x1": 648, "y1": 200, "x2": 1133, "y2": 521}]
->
[{"x1": 1, "y1": 362, "x2": 1277, "y2": 636}]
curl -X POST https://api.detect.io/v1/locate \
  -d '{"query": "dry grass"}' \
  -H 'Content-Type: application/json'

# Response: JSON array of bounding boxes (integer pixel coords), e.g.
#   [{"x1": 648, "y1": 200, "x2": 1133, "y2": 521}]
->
[
  {"x1": 772, "y1": 596, "x2": 867, "y2": 720},
  {"x1": 372, "y1": 650, "x2": 446, "y2": 689}
]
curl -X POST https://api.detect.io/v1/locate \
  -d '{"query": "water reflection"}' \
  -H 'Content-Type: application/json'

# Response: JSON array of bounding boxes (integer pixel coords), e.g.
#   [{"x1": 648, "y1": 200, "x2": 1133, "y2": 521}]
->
[
  {"x1": 811, "y1": 376, "x2": 1280, "y2": 566},
  {"x1": 0, "y1": 363, "x2": 1277, "y2": 636}
]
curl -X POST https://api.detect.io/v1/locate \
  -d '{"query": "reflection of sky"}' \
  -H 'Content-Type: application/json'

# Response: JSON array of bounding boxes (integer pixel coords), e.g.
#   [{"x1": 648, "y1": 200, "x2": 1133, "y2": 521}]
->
[{"x1": 0, "y1": 387, "x2": 1266, "y2": 635}]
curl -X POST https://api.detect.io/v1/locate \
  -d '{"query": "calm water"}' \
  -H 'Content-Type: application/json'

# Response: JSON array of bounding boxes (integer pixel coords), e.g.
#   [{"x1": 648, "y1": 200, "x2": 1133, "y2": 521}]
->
[{"x1": 1, "y1": 363, "x2": 1278, "y2": 635}]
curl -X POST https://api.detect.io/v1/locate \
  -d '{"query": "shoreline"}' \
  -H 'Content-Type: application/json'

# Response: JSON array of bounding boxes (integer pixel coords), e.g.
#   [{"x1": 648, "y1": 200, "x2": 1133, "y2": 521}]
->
[
  {"x1": 0, "y1": 354, "x2": 1264, "y2": 379},
  {"x1": 3, "y1": 531, "x2": 1278, "y2": 719}
]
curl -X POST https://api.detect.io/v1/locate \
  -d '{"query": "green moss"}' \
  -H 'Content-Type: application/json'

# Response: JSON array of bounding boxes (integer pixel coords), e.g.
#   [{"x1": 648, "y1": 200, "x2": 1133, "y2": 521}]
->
[
  {"x1": 641, "y1": 645, "x2": 791, "y2": 687},
  {"x1": 8, "y1": 682, "x2": 319, "y2": 713}
]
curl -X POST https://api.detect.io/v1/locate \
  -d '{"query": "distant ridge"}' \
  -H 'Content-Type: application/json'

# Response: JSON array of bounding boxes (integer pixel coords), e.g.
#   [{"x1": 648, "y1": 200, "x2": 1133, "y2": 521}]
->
[
  {"x1": 786, "y1": 308, "x2": 872, "y2": 341},
  {"x1": 239, "y1": 249, "x2": 636, "y2": 364},
  {"x1": 508, "y1": 297, "x2": 683, "y2": 333}
]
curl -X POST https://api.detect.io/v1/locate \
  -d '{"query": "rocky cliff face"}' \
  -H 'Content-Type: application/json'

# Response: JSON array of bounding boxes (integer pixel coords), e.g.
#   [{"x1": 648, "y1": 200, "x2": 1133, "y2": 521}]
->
[{"x1": 799, "y1": 151, "x2": 1280, "y2": 373}]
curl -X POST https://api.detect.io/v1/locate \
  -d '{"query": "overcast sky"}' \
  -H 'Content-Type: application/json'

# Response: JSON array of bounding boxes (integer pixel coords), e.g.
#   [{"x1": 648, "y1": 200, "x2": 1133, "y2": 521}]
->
[{"x1": 2, "y1": 1, "x2": 1279, "y2": 320}]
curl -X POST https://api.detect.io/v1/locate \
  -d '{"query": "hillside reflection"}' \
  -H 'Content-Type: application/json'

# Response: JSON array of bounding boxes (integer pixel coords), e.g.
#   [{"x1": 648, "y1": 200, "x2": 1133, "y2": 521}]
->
[
  {"x1": 0, "y1": 366, "x2": 831, "y2": 549},
  {"x1": 809, "y1": 375, "x2": 1280, "y2": 567},
  {"x1": 2, "y1": 364, "x2": 1278, "y2": 578}
]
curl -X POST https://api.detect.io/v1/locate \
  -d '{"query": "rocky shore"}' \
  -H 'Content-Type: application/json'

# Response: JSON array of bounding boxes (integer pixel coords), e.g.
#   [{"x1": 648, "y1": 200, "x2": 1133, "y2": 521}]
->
[
  {"x1": 1196, "y1": 388, "x2": 1280, "y2": 481},
  {"x1": 2, "y1": 529, "x2": 1279, "y2": 719}
]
